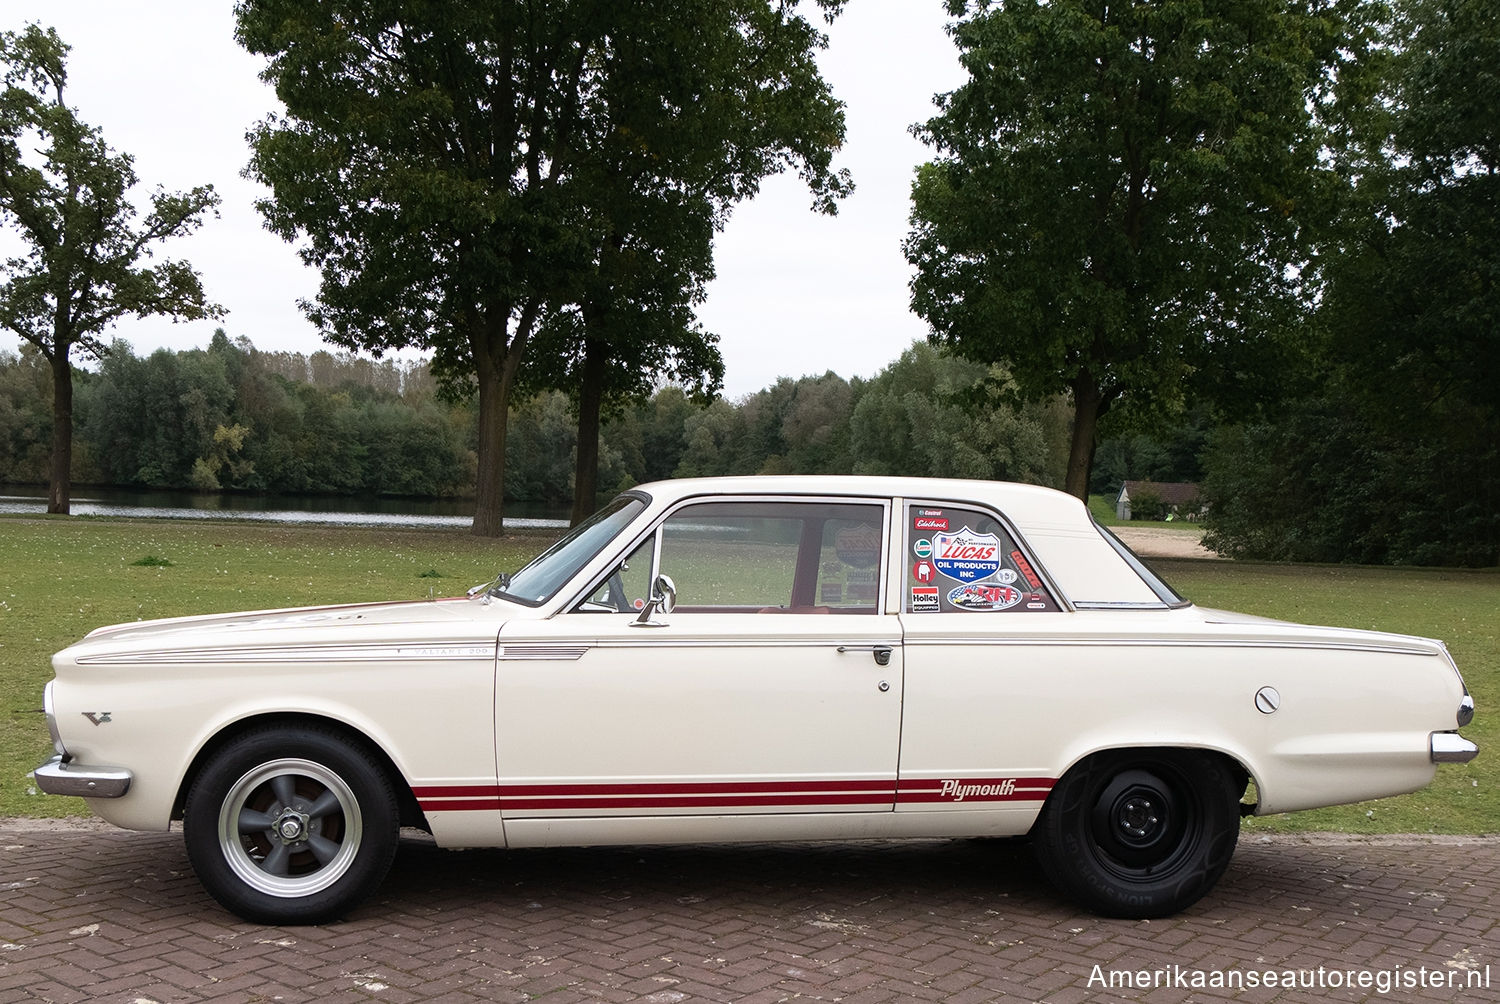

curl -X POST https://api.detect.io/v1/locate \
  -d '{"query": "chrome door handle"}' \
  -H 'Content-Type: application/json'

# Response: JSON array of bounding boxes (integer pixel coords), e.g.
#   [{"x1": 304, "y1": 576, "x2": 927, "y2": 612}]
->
[{"x1": 837, "y1": 645, "x2": 893, "y2": 667}]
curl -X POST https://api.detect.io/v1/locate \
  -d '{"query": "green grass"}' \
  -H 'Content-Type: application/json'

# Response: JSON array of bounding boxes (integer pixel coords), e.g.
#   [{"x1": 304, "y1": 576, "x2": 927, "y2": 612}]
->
[
  {"x1": 0, "y1": 516, "x2": 548, "y2": 818},
  {"x1": 3, "y1": 517, "x2": 1493, "y2": 835}
]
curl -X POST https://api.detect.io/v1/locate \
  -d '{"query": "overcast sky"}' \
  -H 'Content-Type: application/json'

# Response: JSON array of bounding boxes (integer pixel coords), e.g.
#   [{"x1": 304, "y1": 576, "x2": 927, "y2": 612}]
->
[{"x1": 3, "y1": 1, "x2": 967, "y2": 399}]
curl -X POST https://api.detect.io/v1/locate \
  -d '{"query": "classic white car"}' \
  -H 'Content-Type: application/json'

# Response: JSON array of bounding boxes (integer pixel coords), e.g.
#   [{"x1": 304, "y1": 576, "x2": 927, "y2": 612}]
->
[{"x1": 35, "y1": 477, "x2": 1477, "y2": 923}]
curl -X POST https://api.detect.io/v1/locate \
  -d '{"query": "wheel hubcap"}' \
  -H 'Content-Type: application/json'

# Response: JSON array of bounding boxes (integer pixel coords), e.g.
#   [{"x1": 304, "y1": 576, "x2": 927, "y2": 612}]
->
[
  {"x1": 217, "y1": 758, "x2": 363, "y2": 899},
  {"x1": 1090, "y1": 767, "x2": 1195, "y2": 875},
  {"x1": 1117, "y1": 795, "x2": 1159, "y2": 840}
]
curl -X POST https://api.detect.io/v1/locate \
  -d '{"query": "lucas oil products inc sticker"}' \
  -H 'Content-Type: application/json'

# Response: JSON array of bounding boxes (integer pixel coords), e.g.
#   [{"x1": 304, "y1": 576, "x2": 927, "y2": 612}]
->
[{"x1": 931, "y1": 527, "x2": 1002, "y2": 583}]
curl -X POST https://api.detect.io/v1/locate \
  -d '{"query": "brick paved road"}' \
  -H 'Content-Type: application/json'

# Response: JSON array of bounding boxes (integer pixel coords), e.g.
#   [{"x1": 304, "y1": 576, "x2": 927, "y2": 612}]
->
[{"x1": 1, "y1": 822, "x2": 1495, "y2": 1003}]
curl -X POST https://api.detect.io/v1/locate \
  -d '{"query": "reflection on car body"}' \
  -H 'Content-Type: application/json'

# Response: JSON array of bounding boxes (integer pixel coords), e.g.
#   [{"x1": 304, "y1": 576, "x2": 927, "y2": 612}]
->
[{"x1": 35, "y1": 476, "x2": 1478, "y2": 923}]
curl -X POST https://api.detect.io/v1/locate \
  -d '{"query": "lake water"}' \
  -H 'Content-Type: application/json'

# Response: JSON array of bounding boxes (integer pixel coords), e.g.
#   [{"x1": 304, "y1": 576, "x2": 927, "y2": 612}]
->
[{"x1": 0, "y1": 486, "x2": 570, "y2": 531}]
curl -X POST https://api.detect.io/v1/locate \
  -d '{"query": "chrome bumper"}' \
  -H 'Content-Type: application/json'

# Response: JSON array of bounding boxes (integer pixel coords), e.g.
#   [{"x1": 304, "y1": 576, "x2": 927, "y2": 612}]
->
[
  {"x1": 1430, "y1": 732, "x2": 1479, "y2": 765},
  {"x1": 32, "y1": 755, "x2": 133, "y2": 798}
]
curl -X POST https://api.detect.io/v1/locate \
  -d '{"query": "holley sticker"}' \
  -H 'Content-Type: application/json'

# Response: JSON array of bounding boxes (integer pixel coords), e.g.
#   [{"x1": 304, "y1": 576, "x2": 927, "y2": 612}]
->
[
  {"x1": 911, "y1": 586, "x2": 940, "y2": 611},
  {"x1": 931, "y1": 527, "x2": 1002, "y2": 582}
]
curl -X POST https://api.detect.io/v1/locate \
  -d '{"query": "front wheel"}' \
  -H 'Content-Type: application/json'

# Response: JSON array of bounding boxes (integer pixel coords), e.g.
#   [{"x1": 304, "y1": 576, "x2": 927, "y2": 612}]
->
[
  {"x1": 183, "y1": 726, "x2": 399, "y2": 924},
  {"x1": 1032, "y1": 749, "x2": 1242, "y2": 918}
]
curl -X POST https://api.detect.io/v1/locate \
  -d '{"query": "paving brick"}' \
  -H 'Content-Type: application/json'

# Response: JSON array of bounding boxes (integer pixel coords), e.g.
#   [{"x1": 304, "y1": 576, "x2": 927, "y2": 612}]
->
[{"x1": 2, "y1": 823, "x2": 1499, "y2": 1002}]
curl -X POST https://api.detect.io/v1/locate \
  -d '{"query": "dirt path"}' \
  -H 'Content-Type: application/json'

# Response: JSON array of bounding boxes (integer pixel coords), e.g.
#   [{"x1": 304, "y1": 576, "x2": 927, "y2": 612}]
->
[{"x1": 1111, "y1": 524, "x2": 1219, "y2": 559}]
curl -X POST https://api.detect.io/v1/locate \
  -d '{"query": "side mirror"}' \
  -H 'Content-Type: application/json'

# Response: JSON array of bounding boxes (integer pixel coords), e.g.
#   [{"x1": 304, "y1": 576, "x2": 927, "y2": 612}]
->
[{"x1": 631, "y1": 574, "x2": 677, "y2": 627}]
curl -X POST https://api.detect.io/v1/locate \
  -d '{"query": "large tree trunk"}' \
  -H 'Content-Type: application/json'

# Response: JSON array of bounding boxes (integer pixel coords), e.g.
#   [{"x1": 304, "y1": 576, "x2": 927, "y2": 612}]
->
[
  {"x1": 47, "y1": 350, "x2": 73, "y2": 515},
  {"x1": 570, "y1": 336, "x2": 606, "y2": 526},
  {"x1": 471, "y1": 350, "x2": 508, "y2": 537},
  {"x1": 1064, "y1": 372, "x2": 1106, "y2": 503},
  {"x1": 469, "y1": 307, "x2": 538, "y2": 537}
]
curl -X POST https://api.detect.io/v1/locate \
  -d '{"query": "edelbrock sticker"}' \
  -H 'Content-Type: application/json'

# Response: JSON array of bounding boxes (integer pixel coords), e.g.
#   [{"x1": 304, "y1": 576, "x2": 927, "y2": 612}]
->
[{"x1": 931, "y1": 527, "x2": 1002, "y2": 582}]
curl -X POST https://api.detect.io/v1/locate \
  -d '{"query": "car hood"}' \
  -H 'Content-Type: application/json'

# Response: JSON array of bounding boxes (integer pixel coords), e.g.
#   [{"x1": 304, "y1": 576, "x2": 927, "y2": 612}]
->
[{"x1": 55, "y1": 596, "x2": 509, "y2": 669}]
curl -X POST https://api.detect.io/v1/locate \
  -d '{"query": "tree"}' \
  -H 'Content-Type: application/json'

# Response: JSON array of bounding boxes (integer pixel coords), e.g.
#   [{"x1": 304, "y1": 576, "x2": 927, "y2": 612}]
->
[
  {"x1": 237, "y1": 1, "x2": 851, "y2": 536},
  {"x1": 906, "y1": 0, "x2": 1348, "y2": 500},
  {"x1": 0, "y1": 25, "x2": 222, "y2": 513},
  {"x1": 848, "y1": 342, "x2": 1067, "y2": 486},
  {"x1": 1202, "y1": 0, "x2": 1500, "y2": 566}
]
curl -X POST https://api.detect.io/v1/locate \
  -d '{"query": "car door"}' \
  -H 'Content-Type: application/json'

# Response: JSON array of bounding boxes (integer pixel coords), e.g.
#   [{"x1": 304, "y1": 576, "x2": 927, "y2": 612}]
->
[
  {"x1": 493, "y1": 497, "x2": 903, "y2": 836},
  {"x1": 895, "y1": 500, "x2": 1066, "y2": 820}
]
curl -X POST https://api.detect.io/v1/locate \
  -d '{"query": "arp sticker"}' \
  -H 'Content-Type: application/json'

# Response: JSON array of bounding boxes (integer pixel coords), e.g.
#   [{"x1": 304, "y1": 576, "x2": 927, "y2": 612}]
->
[
  {"x1": 911, "y1": 587, "x2": 940, "y2": 611},
  {"x1": 947, "y1": 582, "x2": 1022, "y2": 611},
  {"x1": 931, "y1": 527, "x2": 1002, "y2": 582},
  {"x1": 913, "y1": 560, "x2": 935, "y2": 584}
]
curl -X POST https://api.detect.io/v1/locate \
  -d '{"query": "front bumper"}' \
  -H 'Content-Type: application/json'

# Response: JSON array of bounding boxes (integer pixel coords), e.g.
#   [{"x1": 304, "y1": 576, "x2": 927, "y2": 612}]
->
[
  {"x1": 1430, "y1": 732, "x2": 1479, "y2": 764},
  {"x1": 32, "y1": 755, "x2": 133, "y2": 798}
]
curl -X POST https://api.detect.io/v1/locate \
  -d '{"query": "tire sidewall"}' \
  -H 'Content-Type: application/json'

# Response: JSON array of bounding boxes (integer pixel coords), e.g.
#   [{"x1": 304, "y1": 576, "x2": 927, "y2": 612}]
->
[
  {"x1": 1034, "y1": 749, "x2": 1241, "y2": 918},
  {"x1": 184, "y1": 725, "x2": 399, "y2": 924}
]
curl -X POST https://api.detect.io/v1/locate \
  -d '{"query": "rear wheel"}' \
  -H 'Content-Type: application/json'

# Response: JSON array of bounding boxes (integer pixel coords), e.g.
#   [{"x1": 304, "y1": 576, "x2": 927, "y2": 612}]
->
[
  {"x1": 1032, "y1": 749, "x2": 1241, "y2": 918},
  {"x1": 184, "y1": 726, "x2": 399, "y2": 924}
]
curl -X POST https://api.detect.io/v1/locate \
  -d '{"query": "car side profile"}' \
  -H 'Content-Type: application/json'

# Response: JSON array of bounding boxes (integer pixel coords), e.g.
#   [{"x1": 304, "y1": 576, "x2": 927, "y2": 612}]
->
[{"x1": 35, "y1": 476, "x2": 1478, "y2": 923}]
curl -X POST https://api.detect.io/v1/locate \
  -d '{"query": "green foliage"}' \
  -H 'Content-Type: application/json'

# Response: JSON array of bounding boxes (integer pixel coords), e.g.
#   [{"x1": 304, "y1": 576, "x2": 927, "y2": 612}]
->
[
  {"x1": 1, "y1": 336, "x2": 1081, "y2": 507},
  {"x1": 848, "y1": 343, "x2": 1067, "y2": 486},
  {"x1": 907, "y1": 0, "x2": 1350, "y2": 497},
  {"x1": 1202, "y1": 402, "x2": 1498, "y2": 566},
  {"x1": 1202, "y1": 0, "x2": 1500, "y2": 567},
  {"x1": 0, "y1": 25, "x2": 222, "y2": 513},
  {"x1": 129, "y1": 555, "x2": 173, "y2": 568},
  {"x1": 236, "y1": 0, "x2": 851, "y2": 535}
]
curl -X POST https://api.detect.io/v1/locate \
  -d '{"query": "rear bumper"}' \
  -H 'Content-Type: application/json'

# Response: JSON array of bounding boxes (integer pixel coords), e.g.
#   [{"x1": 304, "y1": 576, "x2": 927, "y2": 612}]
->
[
  {"x1": 1430, "y1": 732, "x2": 1479, "y2": 765},
  {"x1": 32, "y1": 755, "x2": 133, "y2": 798}
]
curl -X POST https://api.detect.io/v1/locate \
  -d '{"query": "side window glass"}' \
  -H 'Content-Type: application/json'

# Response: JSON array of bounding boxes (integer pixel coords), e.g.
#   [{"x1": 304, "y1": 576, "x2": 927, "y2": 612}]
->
[
  {"x1": 579, "y1": 534, "x2": 655, "y2": 613},
  {"x1": 659, "y1": 501, "x2": 885, "y2": 613},
  {"x1": 905, "y1": 504, "x2": 1059, "y2": 613}
]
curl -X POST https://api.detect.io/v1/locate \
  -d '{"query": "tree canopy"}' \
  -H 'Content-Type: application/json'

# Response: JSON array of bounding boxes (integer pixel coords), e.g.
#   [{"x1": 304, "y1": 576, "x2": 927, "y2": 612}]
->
[
  {"x1": 0, "y1": 24, "x2": 221, "y2": 513},
  {"x1": 237, "y1": 0, "x2": 851, "y2": 535},
  {"x1": 906, "y1": 0, "x2": 1348, "y2": 500}
]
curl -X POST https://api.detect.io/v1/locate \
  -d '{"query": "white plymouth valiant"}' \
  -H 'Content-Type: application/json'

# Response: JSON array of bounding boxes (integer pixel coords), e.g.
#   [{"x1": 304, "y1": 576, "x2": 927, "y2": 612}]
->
[{"x1": 35, "y1": 477, "x2": 1478, "y2": 923}]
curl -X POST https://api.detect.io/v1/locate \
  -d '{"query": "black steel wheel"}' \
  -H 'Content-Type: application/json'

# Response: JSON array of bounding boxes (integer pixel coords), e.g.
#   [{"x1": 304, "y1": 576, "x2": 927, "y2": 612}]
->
[
  {"x1": 1032, "y1": 749, "x2": 1242, "y2": 918},
  {"x1": 184, "y1": 725, "x2": 399, "y2": 924}
]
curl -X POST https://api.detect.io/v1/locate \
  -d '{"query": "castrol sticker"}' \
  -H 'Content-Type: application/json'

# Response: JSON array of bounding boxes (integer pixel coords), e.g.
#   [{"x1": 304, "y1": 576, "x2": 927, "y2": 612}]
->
[{"x1": 931, "y1": 527, "x2": 1002, "y2": 583}]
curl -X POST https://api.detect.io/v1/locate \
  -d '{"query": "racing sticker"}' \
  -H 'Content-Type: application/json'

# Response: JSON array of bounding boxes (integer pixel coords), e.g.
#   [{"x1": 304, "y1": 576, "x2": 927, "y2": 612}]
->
[
  {"x1": 931, "y1": 527, "x2": 1002, "y2": 583},
  {"x1": 913, "y1": 560, "x2": 935, "y2": 584},
  {"x1": 1009, "y1": 549, "x2": 1042, "y2": 590},
  {"x1": 946, "y1": 582, "x2": 1023, "y2": 611},
  {"x1": 910, "y1": 586, "x2": 940, "y2": 612}
]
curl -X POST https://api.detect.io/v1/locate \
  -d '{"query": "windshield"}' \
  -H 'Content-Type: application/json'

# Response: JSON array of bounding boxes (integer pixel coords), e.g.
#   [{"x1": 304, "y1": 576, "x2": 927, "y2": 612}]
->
[{"x1": 494, "y1": 494, "x2": 648, "y2": 605}]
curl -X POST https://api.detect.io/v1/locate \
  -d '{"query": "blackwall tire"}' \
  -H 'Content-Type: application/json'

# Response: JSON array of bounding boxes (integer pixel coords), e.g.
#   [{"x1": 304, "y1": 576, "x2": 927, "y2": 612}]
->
[
  {"x1": 183, "y1": 726, "x2": 399, "y2": 924},
  {"x1": 1032, "y1": 749, "x2": 1241, "y2": 918}
]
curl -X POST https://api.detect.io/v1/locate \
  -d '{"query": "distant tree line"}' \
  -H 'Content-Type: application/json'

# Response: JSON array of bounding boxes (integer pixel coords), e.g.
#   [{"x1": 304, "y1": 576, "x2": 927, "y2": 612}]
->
[{"x1": 0, "y1": 333, "x2": 1070, "y2": 506}]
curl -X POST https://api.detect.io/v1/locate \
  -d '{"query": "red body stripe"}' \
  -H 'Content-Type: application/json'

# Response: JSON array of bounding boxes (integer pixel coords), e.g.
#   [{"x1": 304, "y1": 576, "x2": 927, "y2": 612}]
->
[{"x1": 416, "y1": 777, "x2": 1057, "y2": 813}]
